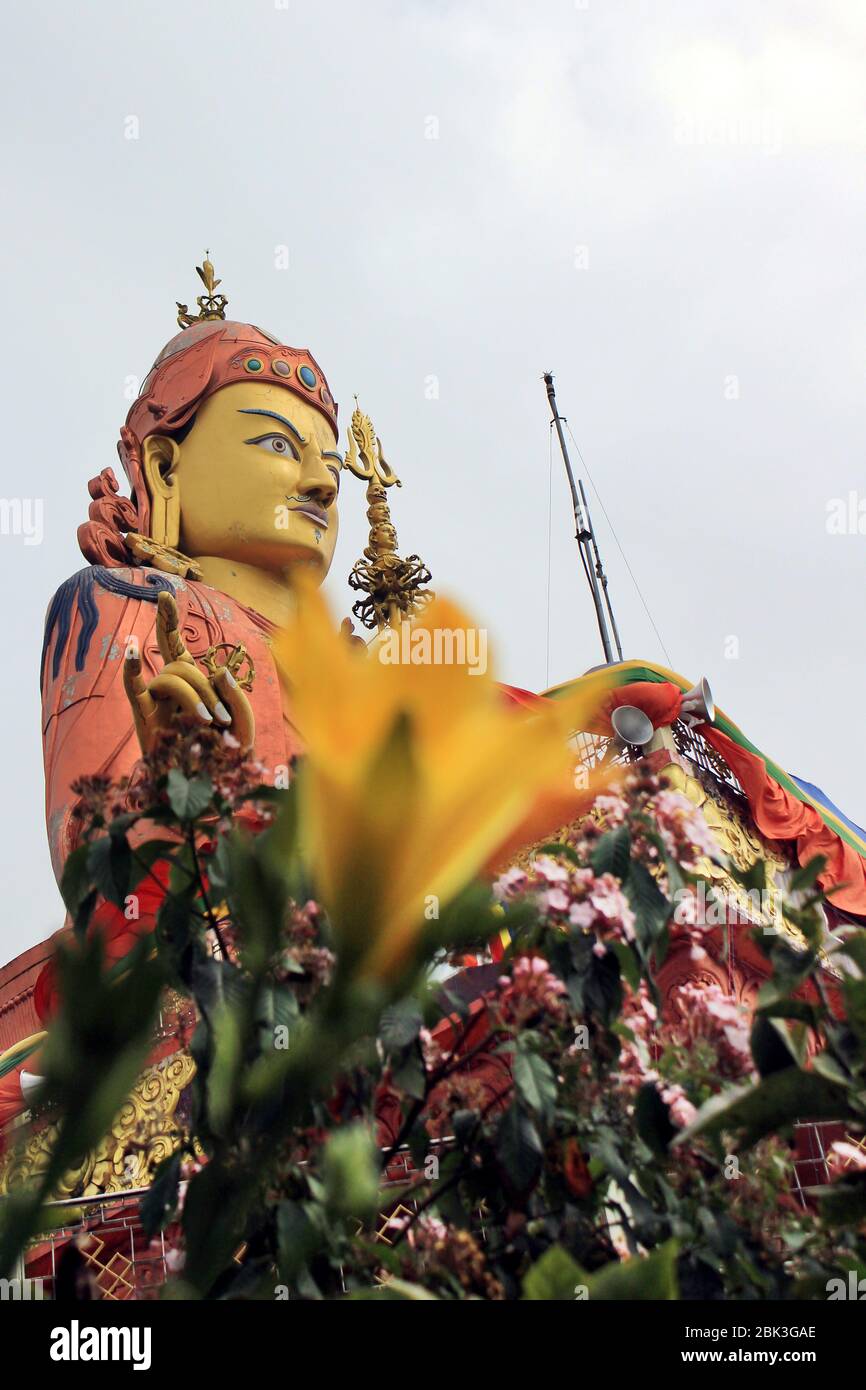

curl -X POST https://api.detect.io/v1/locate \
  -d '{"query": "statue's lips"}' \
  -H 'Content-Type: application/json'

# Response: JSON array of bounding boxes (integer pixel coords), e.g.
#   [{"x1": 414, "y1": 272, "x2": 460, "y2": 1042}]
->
[{"x1": 290, "y1": 505, "x2": 329, "y2": 529}]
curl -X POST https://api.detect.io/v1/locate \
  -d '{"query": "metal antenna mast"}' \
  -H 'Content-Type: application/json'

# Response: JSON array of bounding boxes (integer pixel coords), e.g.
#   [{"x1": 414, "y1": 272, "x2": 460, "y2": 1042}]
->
[{"x1": 543, "y1": 371, "x2": 623, "y2": 666}]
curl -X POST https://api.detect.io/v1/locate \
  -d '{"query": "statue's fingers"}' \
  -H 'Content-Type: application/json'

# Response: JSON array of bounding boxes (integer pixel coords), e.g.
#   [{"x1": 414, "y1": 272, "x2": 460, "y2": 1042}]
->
[
  {"x1": 156, "y1": 591, "x2": 194, "y2": 666},
  {"x1": 123, "y1": 648, "x2": 157, "y2": 721},
  {"x1": 211, "y1": 667, "x2": 255, "y2": 752},
  {"x1": 161, "y1": 661, "x2": 232, "y2": 725},
  {"x1": 148, "y1": 672, "x2": 214, "y2": 725},
  {"x1": 123, "y1": 649, "x2": 158, "y2": 750}
]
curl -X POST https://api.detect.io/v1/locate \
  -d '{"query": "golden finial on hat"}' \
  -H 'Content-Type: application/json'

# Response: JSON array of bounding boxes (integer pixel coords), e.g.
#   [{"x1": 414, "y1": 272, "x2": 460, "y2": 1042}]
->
[{"x1": 176, "y1": 252, "x2": 229, "y2": 328}]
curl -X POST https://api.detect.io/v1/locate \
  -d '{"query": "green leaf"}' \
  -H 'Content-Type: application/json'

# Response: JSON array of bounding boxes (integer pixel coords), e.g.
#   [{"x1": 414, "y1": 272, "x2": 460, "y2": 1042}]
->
[
  {"x1": 424, "y1": 880, "x2": 506, "y2": 960},
  {"x1": 523, "y1": 1244, "x2": 583, "y2": 1300},
  {"x1": 391, "y1": 1048, "x2": 426, "y2": 1101},
  {"x1": 205, "y1": 1001, "x2": 242, "y2": 1136},
  {"x1": 610, "y1": 938, "x2": 640, "y2": 991},
  {"x1": 583, "y1": 1239, "x2": 679, "y2": 1300},
  {"x1": 379, "y1": 1000, "x2": 424, "y2": 1051},
  {"x1": 139, "y1": 1151, "x2": 182, "y2": 1238},
  {"x1": 225, "y1": 831, "x2": 288, "y2": 974},
  {"x1": 754, "y1": 993, "x2": 818, "y2": 1028},
  {"x1": 276, "y1": 1200, "x2": 320, "y2": 1283},
  {"x1": 591, "y1": 825, "x2": 631, "y2": 882},
  {"x1": 811, "y1": 1052, "x2": 851, "y2": 1087},
  {"x1": 257, "y1": 982, "x2": 300, "y2": 1041},
  {"x1": 513, "y1": 1046, "x2": 557, "y2": 1128},
  {"x1": 819, "y1": 1176, "x2": 866, "y2": 1224},
  {"x1": 166, "y1": 768, "x2": 214, "y2": 822},
  {"x1": 408, "y1": 1122, "x2": 430, "y2": 1172},
  {"x1": 452, "y1": 1108, "x2": 477, "y2": 1147},
  {"x1": 323, "y1": 1124, "x2": 380, "y2": 1220},
  {"x1": 88, "y1": 833, "x2": 132, "y2": 909},
  {"x1": 534, "y1": 841, "x2": 582, "y2": 866},
  {"x1": 128, "y1": 840, "x2": 175, "y2": 891},
  {"x1": 583, "y1": 948, "x2": 622, "y2": 1027},
  {"x1": 625, "y1": 860, "x2": 670, "y2": 949},
  {"x1": 524, "y1": 1240, "x2": 679, "y2": 1301},
  {"x1": 841, "y1": 976, "x2": 866, "y2": 1042},
  {"x1": 789, "y1": 855, "x2": 827, "y2": 894},
  {"x1": 831, "y1": 933, "x2": 866, "y2": 976},
  {"x1": 750, "y1": 1015, "x2": 804, "y2": 1077},
  {"x1": 635, "y1": 1082, "x2": 677, "y2": 1155},
  {"x1": 59, "y1": 844, "x2": 93, "y2": 916},
  {"x1": 675, "y1": 1069, "x2": 854, "y2": 1151},
  {"x1": 728, "y1": 857, "x2": 767, "y2": 894},
  {"x1": 496, "y1": 1106, "x2": 543, "y2": 1191}
]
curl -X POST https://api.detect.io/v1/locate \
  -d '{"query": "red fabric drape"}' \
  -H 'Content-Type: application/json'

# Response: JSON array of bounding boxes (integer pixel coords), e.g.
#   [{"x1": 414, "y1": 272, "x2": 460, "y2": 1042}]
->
[
  {"x1": 592, "y1": 680, "x2": 684, "y2": 734},
  {"x1": 702, "y1": 726, "x2": 866, "y2": 916}
]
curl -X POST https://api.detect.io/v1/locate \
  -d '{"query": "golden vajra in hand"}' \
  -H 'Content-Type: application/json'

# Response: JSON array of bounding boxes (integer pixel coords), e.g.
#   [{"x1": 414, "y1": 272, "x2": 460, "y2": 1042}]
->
[{"x1": 123, "y1": 591, "x2": 255, "y2": 754}]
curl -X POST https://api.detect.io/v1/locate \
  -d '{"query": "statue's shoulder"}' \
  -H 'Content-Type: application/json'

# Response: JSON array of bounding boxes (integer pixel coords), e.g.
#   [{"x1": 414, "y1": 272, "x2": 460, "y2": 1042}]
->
[{"x1": 41, "y1": 564, "x2": 179, "y2": 698}]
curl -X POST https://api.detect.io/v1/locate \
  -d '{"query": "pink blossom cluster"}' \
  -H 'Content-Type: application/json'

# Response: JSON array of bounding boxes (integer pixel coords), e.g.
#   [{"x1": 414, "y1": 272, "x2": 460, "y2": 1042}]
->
[
  {"x1": 606, "y1": 985, "x2": 698, "y2": 1129},
  {"x1": 648, "y1": 789, "x2": 718, "y2": 870},
  {"x1": 494, "y1": 855, "x2": 636, "y2": 958},
  {"x1": 494, "y1": 952, "x2": 568, "y2": 1028},
  {"x1": 659, "y1": 1082, "x2": 698, "y2": 1130},
  {"x1": 616, "y1": 979, "x2": 753, "y2": 1128},
  {"x1": 592, "y1": 793, "x2": 629, "y2": 828},
  {"x1": 273, "y1": 898, "x2": 335, "y2": 1002},
  {"x1": 667, "y1": 887, "x2": 716, "y2": 963},
  {"x1": 666, "y1": 981, "x2": 754, "y2": 1082},
  {"x1": 616, "y1": 981, "x2": 660, "y2": 1089}
]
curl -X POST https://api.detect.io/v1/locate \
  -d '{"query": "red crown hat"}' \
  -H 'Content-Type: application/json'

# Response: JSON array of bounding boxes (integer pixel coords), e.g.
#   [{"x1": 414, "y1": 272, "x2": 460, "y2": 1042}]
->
[
  {"x1": 116, "y1": 260, "x2": 338, "y2": 538},
  {"x1": 127, "y1": 319, "x2": 338, "y2": 445}
]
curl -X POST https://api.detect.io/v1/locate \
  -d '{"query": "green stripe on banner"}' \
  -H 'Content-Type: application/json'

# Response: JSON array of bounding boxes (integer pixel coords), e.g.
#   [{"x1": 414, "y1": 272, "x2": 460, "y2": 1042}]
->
[
  {"x1": 0, "y1": 1037, "x2": 41, "y2": 1080},
  {"x1": 545, "y1": 661, "x2": 866, "y2": 861}
]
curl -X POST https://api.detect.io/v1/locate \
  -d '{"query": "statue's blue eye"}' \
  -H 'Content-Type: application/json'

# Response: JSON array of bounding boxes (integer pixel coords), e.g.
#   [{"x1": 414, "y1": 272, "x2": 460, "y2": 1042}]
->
[{"x1": 245, "y1": 432, "x2": 299, "y2": 460}]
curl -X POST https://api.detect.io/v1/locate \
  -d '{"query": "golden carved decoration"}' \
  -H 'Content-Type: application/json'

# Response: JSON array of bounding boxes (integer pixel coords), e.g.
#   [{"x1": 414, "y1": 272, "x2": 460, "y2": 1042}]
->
[
  {"x1": 202, "y1": 640, "x2": 256, "y2": 692},
  {"x1": 662, "y1": 763, "x2": 805, "y2": 942},
  {"x1": 176, "y1": 254, "x2": 228, "y2": 328},
  {"x1": 345, "y1": 400, "x2": 433, "y2": 632},
  {"x1": 127, "y1": 531, "x2": 203, "y2": 581},
  {"x1": 0, "y1": 1052, "x2": 196, "y2": 1201}
]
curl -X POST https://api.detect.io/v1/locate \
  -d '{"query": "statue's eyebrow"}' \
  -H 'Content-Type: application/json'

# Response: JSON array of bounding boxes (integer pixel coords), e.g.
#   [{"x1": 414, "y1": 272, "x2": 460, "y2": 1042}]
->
[
  {"x1": 238, "y1": 408, "x2": 306, "y2": 444},
  {"x1": 322, "y1": 451, "x2": 343, "y2": 465}
]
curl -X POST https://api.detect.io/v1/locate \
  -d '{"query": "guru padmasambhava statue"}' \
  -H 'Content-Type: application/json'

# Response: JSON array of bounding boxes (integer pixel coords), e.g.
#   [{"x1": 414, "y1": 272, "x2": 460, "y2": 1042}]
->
[
  {"x1": 1, "y1": 260, "x2": 434, "y2": 1140},
  {"x1": 42, "y1": 260, "x2": 351, "y2": 884}
]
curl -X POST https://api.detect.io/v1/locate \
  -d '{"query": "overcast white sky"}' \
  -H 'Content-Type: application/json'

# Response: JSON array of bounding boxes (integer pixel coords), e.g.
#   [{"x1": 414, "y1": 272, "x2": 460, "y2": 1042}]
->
[{"x1": 1, "y1": 0, "x2": 865, "y2": 960}]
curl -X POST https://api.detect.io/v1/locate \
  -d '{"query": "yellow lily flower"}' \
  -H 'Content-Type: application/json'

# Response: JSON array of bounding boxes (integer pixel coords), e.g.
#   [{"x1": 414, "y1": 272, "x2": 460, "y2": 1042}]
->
[{"x1": 273, "y1": 584, "x2": 612, "y2": 984}]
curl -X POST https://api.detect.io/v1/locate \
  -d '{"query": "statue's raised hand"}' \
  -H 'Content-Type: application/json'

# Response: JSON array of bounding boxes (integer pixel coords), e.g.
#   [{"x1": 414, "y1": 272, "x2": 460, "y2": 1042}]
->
[{"x1": 123, "y1": 591, "x2": 255, "y2": 754}]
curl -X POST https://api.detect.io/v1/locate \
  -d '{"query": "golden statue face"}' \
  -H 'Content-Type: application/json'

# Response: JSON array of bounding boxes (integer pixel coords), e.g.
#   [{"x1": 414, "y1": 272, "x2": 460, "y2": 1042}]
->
[{"x1": 144, "y1": 381, "x2": 341, "y2": 578}]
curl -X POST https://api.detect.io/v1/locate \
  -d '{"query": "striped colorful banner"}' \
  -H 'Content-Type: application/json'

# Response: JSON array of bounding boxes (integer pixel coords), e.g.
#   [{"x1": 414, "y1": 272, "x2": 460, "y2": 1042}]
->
[{"x1": 543, "y1": 660, "x2": 866, "y2": 862}]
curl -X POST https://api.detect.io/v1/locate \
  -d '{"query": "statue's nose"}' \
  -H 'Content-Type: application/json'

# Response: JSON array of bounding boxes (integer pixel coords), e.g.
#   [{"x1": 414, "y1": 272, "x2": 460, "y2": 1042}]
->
[{"x1": 298, "y1": 452, "x2": 338, "y2": 509}]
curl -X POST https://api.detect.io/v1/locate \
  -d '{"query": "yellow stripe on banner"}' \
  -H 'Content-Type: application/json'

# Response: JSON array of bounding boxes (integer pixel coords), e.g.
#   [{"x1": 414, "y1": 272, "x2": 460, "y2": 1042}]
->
[{"x1": 0, "y1": 1030, "x2": 46, "y2": 1079}]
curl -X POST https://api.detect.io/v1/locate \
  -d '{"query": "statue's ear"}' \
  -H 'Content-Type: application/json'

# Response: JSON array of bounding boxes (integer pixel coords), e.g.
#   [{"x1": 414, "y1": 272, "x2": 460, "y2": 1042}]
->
[{"x1": 141, "y1": 435, "x2": 181, "y2": 548}]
